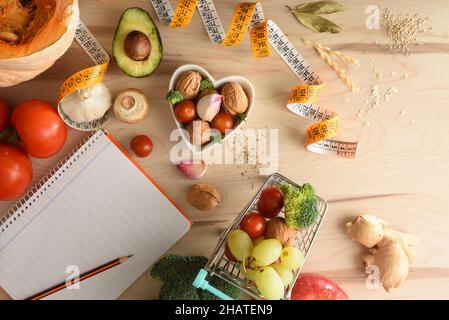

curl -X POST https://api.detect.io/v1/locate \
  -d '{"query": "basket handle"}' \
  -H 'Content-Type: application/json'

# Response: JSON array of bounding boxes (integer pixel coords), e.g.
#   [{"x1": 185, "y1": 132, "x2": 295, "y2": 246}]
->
[{"x1": 193, "y1": 269, "x2": 233, "y2": 300}]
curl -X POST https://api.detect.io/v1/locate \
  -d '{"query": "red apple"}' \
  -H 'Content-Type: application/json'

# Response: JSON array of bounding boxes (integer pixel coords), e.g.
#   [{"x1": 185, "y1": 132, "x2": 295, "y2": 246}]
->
[{"x1": 291, "y1": 273, "x2": 349, "y2": 300}]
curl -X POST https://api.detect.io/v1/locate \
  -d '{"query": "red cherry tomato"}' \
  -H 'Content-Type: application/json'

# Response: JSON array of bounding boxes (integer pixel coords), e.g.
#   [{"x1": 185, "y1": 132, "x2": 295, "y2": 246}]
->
[
  {"x1": 174, "y1": 100, "x2": 197, "y2": 123},
  {"x1": 0, "y1": 144, "x2": 33, "y2": 201},
  {"x1": 225, "y1": 245, "x2": 239, "y2": 263},
  {"x1": 0, "y1": 99, "x2": 9, "y2": 132},
  {"x1": 211, "y1": 112, "x2": 234, "y2": 134},
  {"x1": 240, "y1": 212, "x2": 266, "y2": 238},
  {"x1": 11, "y1": 100, "x2": 67, "y2": 158},
  {"x1": 257, "y1": 186, "x2": 284, "y2": 218},
  {"x1": 130, "y1": 135, "x2": 153, "y2": 158}
]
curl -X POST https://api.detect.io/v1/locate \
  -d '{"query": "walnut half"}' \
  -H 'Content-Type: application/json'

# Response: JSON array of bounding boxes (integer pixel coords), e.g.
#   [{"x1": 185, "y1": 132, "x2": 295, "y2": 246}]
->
[{"x1": 175, "y1": 70, "x2": 202, "y2": 100}]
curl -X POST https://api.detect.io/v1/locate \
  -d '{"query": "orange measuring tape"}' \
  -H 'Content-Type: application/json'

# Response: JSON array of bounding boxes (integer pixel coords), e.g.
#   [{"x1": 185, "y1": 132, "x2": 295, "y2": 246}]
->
[{"x1": 57, "y1": 21, "x2": 110, "y2": 131}]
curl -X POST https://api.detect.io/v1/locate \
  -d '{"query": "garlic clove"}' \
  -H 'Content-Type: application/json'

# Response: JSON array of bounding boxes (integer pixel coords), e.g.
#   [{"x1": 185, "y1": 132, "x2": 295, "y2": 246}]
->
[
  {"x1": 197, "y1": 88, "x2": 219, "y2": 101},
  {"x1": 113, "y1": 88, "x2": 149, "y2": 124},
  {"x1": 176, "y1": 160, "x2": 208, "y2": 179},
  {"x1": 197, "y1": 94, "x2": 222, "y2": 122},
  {"x1": 60, "y1": 82, "x2": 112, "y2": 123}
]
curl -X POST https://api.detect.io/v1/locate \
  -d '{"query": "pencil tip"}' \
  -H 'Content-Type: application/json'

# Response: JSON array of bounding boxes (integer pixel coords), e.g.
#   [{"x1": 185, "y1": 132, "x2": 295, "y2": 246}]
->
[{"x1": 119, "y1": 255, "x2": 133, "y2": 263}]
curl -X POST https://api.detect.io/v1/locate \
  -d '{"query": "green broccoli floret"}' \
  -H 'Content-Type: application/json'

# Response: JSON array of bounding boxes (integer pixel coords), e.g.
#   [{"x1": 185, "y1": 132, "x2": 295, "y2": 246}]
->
[
  {"x1": 151, "y1": 255, "x2": 205, "y2": 281},
  {"x1": 280, "y1": 183, "x2": 319, "y2": 228},
  {"x1": 199, "y1": 78, "x2": 213, "y2": 91},
  {"x1": 199, "y1": 276, "x2": 242, "y2": 300},
  {"x1": 159, "y1": 278, "x2": 201, "y2": 300},
  {"x1": 166, "y1": 90, "x2": 184, "y2": 105},
  {"x1": 151, "y1": 254, "x2": 241, "y2": 300}
]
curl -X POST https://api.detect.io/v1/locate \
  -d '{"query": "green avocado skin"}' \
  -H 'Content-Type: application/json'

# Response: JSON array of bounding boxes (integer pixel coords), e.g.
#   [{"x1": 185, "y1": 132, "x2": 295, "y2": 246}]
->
[{"x1": 112, "y1": 7, "x2": 163, "y2": 78}]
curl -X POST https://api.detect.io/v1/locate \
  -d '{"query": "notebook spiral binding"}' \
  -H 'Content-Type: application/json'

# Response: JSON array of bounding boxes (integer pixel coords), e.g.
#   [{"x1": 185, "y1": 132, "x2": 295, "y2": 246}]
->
[{"x1": 0, "y1": 130, "x2": 103, "y2": 234}]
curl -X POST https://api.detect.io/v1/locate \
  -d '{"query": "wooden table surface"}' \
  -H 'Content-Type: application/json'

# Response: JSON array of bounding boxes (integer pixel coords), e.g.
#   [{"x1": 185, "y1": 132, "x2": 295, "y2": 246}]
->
[{"x1": 1, "y1": 0, "x2": 449, "y2": 300}]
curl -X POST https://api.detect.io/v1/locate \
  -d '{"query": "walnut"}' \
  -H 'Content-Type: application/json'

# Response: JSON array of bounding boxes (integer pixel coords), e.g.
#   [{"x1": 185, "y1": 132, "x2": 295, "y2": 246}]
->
[
  {"x1": 186, "y1": 120, "x2": 211, "y2": 145},
  {"x1": 187, "y1": 184, "x2": 221, "y2": 210},
  {"x1": 221, "y1": 82, "x2": 249, "y2": 115},
  {"x1": 175, "y1": 71, "x2": 202, "y2": 100},
  {"x1": 265, "y1": 217, "x2": 297, "y2": 246}
]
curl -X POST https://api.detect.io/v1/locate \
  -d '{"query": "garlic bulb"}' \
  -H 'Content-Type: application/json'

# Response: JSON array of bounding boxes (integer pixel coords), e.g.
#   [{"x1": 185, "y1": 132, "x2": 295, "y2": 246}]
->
[
  {"x1": 197, "y1": 94, "x2": 222, "y2": 122},
  {"x1": 60, "y1": 83, "x2": 112, "y2": 123}
]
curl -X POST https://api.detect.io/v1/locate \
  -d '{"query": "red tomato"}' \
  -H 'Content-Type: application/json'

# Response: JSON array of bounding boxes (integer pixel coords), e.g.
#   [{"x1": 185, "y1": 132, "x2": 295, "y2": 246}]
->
[
  {"x1": 240, "y1": 212, "x2": 266, "y2": 238},
  {"x1": 211, "y1": 112, "x2": 233, "y2": 134},
  {"x1": 174, "y1": 100, "x2": 197, "y2": 123},
  {"x1": 225, "y1": 245, "x2": 239, "y2": 263},
  {"x1": 11, "y1": 100, "x2": 67, "y2": 158},
  {"x1": 0, "y1": 99, "x2": 9, "y2": 132},
  {"x1": 257, "y1": 186, "x2": 284, "y2": 218},
  {"x1": 0, "y1": 144, "x2": 33, "y2": 201},
  {"x1": 130, "y1": 135, "x2": 153, "y2": 158},
  {"x1": 291, "y1": 273, "x2": 349, "y2": 300}
]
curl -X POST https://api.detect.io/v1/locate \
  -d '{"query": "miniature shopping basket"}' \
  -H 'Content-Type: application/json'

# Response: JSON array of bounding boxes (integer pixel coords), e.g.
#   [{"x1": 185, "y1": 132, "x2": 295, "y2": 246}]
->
[{"x1": 193, "y1": 173, "x2": 328, "y2": 300}]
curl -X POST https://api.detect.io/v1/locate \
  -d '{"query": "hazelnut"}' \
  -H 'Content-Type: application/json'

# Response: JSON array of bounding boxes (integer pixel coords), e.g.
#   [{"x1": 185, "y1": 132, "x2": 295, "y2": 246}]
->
[
  {"x1": 186, "y1": 120, "x2": 211, "y2": 145},
  {"x1": 175, "y1": 71, "x2": 202, "y2": 100},
  {"x1": 221, "y1": 82, "x2": 249, "y2": 115},
  {"x1": 124, "y1": 31, "x2": 151, "y2": 61},
  {"x1": 187, "y1": 184, "x2": 221, "y2": 210}
]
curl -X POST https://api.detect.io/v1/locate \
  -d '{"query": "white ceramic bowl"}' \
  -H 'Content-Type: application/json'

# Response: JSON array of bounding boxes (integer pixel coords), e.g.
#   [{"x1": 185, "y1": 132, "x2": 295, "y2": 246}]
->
[{"x1": 168, "y1": 64, "x2": 255, "y2": 154}]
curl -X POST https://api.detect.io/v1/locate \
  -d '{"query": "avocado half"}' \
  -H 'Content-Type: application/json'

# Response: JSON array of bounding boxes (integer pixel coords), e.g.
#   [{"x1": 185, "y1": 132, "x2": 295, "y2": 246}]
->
[{"x1": 112, "y1": 7, "x2": 163, "y2": 78}]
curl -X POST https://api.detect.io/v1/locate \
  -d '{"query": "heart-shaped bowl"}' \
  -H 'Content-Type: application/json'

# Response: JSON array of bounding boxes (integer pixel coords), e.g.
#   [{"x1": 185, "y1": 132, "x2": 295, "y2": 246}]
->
[{"x1": 168, "y1": 64, "x2": 255, "y2": 154}]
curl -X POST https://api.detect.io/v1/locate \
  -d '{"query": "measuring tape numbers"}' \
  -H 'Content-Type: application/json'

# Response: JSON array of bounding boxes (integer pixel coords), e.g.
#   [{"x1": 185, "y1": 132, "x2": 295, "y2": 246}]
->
[
  {"x1": 57, "y1": 20, "x2": 110, "y2": 131},
  {"x1": 150, "y1": 0, "x2": 358, "y2": 158}
]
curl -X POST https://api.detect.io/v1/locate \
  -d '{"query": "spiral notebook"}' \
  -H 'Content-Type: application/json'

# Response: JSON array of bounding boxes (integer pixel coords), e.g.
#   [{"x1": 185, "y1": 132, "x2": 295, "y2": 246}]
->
[{"x1": 0, "y1": 130, "x2": 191, "y2": 300}]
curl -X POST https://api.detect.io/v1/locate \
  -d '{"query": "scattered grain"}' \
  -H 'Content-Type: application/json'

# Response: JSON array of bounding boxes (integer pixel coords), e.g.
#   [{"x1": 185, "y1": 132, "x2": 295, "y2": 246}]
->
[
  {"x1": 382, "y1": 8, "x2": 431, "y2": 55},
  {"x1": 303, "y1": 39, "x2": 359, "y2": 92}
]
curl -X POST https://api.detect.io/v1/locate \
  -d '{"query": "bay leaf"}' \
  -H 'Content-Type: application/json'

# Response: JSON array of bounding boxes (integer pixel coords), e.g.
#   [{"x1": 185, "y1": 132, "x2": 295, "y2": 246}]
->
[
  {"x1": 292, "y1": 12, "x2": 343, "y2": 33},
  {"x1": 296, "y1": 1, "x2": 347, "y2": 14}
]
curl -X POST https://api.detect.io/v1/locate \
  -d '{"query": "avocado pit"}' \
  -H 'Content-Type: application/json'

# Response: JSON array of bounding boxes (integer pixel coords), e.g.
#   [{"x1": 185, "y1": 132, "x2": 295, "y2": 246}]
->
[{"x1": 124, "y1": 30, "x2": 151, "y2": 61}]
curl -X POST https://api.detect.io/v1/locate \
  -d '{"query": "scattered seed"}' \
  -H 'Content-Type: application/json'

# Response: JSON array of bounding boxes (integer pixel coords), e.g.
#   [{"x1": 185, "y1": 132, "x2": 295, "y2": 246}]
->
[{"x1": 382, "y1": 8, "x2": 431, "y2": 55}]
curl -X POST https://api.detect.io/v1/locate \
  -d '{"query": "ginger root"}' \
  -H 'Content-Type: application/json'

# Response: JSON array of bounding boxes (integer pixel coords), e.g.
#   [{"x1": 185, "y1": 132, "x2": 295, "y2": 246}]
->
[{"x1": 346, "y1": 215, "x2": 417, "y2": 292}]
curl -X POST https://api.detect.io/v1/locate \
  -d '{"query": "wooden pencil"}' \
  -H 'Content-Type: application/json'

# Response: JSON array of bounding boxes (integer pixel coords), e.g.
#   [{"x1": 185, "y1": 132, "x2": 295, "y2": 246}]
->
[{"x1": 27, "y1": 255, "x2": 133, "y2": 300}]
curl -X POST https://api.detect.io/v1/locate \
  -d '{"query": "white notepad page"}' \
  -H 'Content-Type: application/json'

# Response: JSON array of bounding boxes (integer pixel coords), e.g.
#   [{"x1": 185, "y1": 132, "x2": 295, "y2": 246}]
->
[{"x1": 0, "y1": 130, "x2": 191, "y2": 300}]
